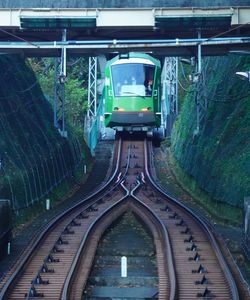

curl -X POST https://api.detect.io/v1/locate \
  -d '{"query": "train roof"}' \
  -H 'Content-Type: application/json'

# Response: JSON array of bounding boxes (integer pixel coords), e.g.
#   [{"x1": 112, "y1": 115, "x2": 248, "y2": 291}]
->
[{"x1": 106, "y1": 52, "x2": 161, "y2": 68}]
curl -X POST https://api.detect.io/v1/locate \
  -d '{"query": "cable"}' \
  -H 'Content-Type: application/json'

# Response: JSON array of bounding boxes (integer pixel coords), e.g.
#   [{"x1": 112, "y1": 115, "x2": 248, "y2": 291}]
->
[
  {"x1": 14, "y1": 80, "x2": 39, "y2": 93},
  {"x1": 180, "y1": 61, "x2": 191, "y2": 84},
  {"x1": 178, "y1": 79, "x2": 193, "y2": 92},
  {"x1": 0, "y1": 28, "x2": 39, "y2": 48},
  {"x1": 201, "y1": 21, "x2": 250, "y2": 45}
]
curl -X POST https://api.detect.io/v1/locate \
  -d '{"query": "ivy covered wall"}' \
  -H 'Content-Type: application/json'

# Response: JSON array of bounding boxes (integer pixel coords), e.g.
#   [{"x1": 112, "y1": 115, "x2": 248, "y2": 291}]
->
[
  {"x1": 171, "y1": 55, "x2": 250, "y2": 207},
  {"x1": 0, "y1": 55, "x2": 86, "y2": 211}
]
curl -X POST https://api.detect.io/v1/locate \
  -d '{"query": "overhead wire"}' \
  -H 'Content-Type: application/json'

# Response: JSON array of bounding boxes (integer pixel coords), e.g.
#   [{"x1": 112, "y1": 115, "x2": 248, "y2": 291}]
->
[
  {"x1": 200, "y1": 21, "x2": 250, "y2": 45},
  {"x1": 0, "y1": 28, "x2": 39, "y2": 48},
  {"x1": 178, "y1": 79, "x2": 193, "y2": 93}
]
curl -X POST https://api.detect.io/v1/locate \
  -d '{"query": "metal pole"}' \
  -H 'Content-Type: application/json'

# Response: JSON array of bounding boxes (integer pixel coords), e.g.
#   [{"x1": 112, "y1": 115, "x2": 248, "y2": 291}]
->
[
  {"x1": 198, "y1": 30, "x2": 202, "y2": 73},
  {"x1": 54, "y1": 58, "x2": 58, "y2": 128},
  {"x1": 61, "y1": 29, "x2": 67, "y2": 135},
  {"x1": 196, "y1": 30, "x2": 202, "y2": 133},
  {"x1": 175, "y1": 58, "x2": 179, "y2": 115},
  {"x1": 87, "y1": 57, "x2": 91, "y2": 118}
]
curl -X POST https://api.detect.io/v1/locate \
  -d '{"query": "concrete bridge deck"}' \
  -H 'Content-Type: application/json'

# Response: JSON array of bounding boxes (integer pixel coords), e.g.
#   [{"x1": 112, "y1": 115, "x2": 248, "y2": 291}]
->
[{"x1": 0, "y1": 3, "x2": 249, "y2": 56}]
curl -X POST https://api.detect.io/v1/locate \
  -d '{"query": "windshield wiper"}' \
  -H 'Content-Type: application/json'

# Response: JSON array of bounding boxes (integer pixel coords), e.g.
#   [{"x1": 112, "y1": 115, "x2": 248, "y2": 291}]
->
[{"x1": 122, "y1": 92, "x2": 145, "y2": 98}]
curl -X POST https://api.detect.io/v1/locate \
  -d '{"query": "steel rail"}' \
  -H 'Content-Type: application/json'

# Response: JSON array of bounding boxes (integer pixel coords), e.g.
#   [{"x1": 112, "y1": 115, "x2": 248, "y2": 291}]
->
[
  {"x1": 131, "y1": 180, "x2": 177, "y2": 300},
  {"x1": 144, "y1": 139, "x2": 239, "y2": 300},
  {"x1": 0, "y1": 139, "x2": 123, "y2": 299},
  {"x1": 62, "y1": 143, "x2": 133, "y2": 299},
  {"x1": 62, "y1": 180, "x2": 130, "y2": 300}
]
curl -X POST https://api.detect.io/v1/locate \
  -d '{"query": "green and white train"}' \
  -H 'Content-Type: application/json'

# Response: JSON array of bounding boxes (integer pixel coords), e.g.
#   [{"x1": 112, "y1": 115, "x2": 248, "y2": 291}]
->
[{"x1": 104, "y1": 52, "x2": 161, "y2": 134}]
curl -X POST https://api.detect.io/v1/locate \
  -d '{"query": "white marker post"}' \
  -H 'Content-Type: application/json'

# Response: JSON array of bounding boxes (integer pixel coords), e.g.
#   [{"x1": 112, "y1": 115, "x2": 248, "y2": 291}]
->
[
  {"x1": 7, "y1": 242, "x2": 11, "y2": 255},
  {"x1": 46, "y1": 199, "x2": 50, "y2": 210},
  {"x1": 121, "y1": 256, "x2": 127, "y2": 277},
  {"x1": 84, "y1": 165, "x2": 87, "y2": 174}
]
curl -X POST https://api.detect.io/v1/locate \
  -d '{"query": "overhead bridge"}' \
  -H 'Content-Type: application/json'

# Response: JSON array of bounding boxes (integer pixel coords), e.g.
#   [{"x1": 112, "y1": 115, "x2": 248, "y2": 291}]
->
[{"x1": 0, "y1": 7, "x2": 250, "y2": 56}]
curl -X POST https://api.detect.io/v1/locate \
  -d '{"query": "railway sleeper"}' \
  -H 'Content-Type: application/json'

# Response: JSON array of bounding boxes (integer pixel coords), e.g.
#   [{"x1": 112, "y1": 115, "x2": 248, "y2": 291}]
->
[
  {"x1": 41, "y1": 263, "x2": 54, "y2": 273},
  {"x1": 184, "y1": 235, "x2": 195, "y2": 243},
  {"x1": 52, "y1": 245, "x2": 64, "y2": 253},
  {"x1": 31, "y1": 274, "x2": 49, "y2": 285},
  {"x1": 176, "y1": 218, "x2": 185, "y2": 226},
  {"x1": 192, "y1": 264, "x2": 206, "y2": 274},
  {"x1": 155, "y1": 198, "x2": 162, "y2": 204},
  {"x1": 195, "y1": 275, "x2": 209, "y2": 285},
  {"x1": 197, "y1": 287, "x2": 213, "y2": 298},
  {"x1": 181, "y1": 227, "x2": 191, "y2": 234},
  {"x1": 70, "y1": 219, "x2": 81, "y2": 227},
  {"x1": 169, "y1": 212, "x2": 179, "y2": 219},
  {"x1": 186, "y1": 243, "x2": 198, "y2": 251},
  {"x1": 46, "y1": 254, "x2": 59, "y2": 263},
  {"x1": 87, "y1": 205, "x2": 98, "y2": 212},
  {"x1": 189, "y1": 251, "x2": 201, "y2": 262},
  {"x1": 77, "y1": 212, "x2": 89, "y2": 219},
  {"x1": 160, "y1": 204, "x2": 171, "y2": 212},
  {"x1": 25, "y1": 285, "x2": 44, "y2": 298},
  {"x1": 57, "y1": 237, "x2": 68, "y2": 245},
  {"x1": 63, "y1": 226, "x2": 75, "y2": 234}
]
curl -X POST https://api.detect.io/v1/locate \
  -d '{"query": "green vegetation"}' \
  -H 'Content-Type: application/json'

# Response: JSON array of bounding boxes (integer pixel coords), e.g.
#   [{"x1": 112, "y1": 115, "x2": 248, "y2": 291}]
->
[
  {"x1": 171, "y1": 55, "x2": 250, "y2": 209},
  {"x1": 0, "y1": 55, "x2": 91, "y2": 214},
  {"x1": 154, "y1": 145, "x2": 242, "y2": 225},
  {"x1": 169, "y1": 152, "x2": 242, "y2": 225},
  {"x1": 28, "y1": 57, "x2": 89, "y2": 137}
]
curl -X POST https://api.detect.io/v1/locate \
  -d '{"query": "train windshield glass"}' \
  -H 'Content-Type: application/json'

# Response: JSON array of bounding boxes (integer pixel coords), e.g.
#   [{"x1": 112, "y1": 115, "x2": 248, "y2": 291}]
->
[{"x1": 111, "y1": 63, "x2": 155, "y2": 97}]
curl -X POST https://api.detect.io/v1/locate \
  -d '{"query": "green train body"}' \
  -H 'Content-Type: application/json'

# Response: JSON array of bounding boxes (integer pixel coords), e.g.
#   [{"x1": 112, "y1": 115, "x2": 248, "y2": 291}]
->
[{"x1": 104, "y1": 52, "x2": 161, "y2": 133}]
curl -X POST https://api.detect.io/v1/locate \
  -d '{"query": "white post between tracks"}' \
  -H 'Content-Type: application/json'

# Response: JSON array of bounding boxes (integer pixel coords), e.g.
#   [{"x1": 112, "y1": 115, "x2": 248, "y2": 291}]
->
[
  {"x1": 46, "y1": 199, "x2": 50, "y2": 210},
  {"x1": 121, "y1": 256, "x2": 127, "y2": 277}
]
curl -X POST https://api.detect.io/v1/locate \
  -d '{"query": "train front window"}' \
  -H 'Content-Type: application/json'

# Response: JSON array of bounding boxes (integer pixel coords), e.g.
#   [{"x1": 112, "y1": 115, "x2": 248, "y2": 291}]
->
[{"x1": 111, "y1": 63, "x2": 155, "y2": 97}]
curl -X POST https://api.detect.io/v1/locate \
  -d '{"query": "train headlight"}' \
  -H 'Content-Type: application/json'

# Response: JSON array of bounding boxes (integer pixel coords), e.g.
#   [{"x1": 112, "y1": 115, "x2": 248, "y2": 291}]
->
[
  {"x1": 113, "y1": 107, "x2": 125, "y2": 111},
  {"x1": 141, "y1": 107, "x2": 152, "y2": 111}
]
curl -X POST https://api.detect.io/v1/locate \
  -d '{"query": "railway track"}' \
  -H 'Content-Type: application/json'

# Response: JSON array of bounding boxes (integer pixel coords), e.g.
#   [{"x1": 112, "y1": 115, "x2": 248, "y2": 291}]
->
[
  {"x1": 63, "y1": 139, "x2": 239, "y2": 299},
  {"x1": 134, "y1": 140, "x2": 239, "y2": 299},
  {"x1": 0, "y1": 139, "x2": 131, "y2": 299},
  {"x1": 0, "y1": 138, "x2": 240, "y2": 299}
]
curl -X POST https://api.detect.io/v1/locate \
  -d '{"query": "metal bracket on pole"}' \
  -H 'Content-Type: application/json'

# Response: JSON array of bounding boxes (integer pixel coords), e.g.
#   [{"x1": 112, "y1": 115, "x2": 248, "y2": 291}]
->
[
  {"x1": 53, "y1": 29, "x2": 67, "y2": 138},
  {"x1": 161, "y1": 57, "x2": 178, "y2": 136},
  {"x1": 194, "y1": 31, "x2": 208, "y2": 135}
]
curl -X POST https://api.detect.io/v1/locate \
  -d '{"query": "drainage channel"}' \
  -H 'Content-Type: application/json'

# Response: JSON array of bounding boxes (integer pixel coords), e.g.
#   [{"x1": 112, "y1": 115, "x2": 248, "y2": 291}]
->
[{"x1": 82, "y1": 211, "x2": 158, "y2": 299}]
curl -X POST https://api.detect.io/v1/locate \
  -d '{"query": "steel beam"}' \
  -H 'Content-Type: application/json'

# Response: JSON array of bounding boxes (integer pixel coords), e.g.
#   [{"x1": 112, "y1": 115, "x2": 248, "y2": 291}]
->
[{"x1": 0, "y1": 7, "x2": 250, "y2": 27}]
